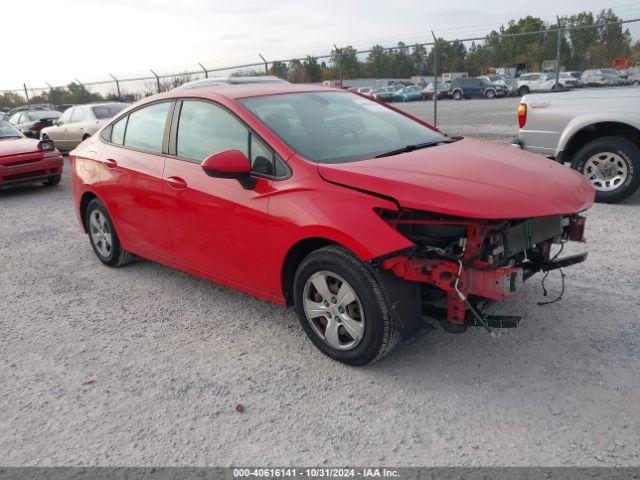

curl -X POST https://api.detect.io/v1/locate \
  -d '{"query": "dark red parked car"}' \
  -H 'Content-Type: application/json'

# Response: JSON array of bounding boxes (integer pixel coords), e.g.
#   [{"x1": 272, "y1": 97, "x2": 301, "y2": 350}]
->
[
  {"x1": 70, "y1": 84, "x2": 594, "y2": 365},
  {"x1": 0, "y1": 120, "x2": 63, "y2": 189}
]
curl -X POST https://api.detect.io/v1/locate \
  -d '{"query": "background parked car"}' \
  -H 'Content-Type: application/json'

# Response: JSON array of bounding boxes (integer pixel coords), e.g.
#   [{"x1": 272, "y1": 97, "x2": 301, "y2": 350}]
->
[
  {"x1": 450, "y1": 77, "x2": 507, "y2": 100},
  {"x1": 0, "y1": 119, "x2": 64, "y2": 190},
  {"x1": 371, "y1": 87, "x2": 395, "y2": 102},
  {"x1": 557, "y1": 72, "x2": 581, "y2": 89},
  {"x1": 580, "y1": 69, "x2": 626, "y2": 87},
  {"x1": 392, "y1": 85, "x2": 423, "y2": 102},
  {"x1": 9, "y1": 110, "x2": 61, "y2": 138},
  {"x1": 627, "y1": 67, "x2": 640, "y2": 86},
  {"x1": 0, "y1": 112, "x2": 7, "y2": 121},
  {"x1": 6, "y1": 103, "x2": 57, "y2": 117},
  {"x1": 421, "y1": 81, "x2": 451, "y2": 100},
  {"x1": 516, "y1": 73, "x2": 560, "y2": 95},
  {"x1": 356, "y1": 87, "x2": 375, "y2": 97},
  {"x1": 41, "y1": 102, "x2": 128, "y2": 151}
]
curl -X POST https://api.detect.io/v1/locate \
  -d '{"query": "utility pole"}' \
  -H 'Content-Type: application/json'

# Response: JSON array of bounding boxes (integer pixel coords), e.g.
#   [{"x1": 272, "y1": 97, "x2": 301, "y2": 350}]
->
[
  {"x1": 150, "y1": 70, "x2": 161, "y2": 93},
  {"x1": 74, "y1": 78, "x2": 86, "y2": 100},
  {"x1": 198, "y1": 63, "x2": 209, "y2": 78},
  {"x1": 109, "y1": 74, "x2": 121, "y2": 99},
  {"x1": 555, "y1": 16, "x2": 563, "y2": 89},
  {"x1": 333, "y1": 44, "x2": 343, "y2": 87},
  {"x1": 45, "y1": 82, "x2": 54, "y2": 106},
  {"x1": 258, "y1": 54, "x2": 269, "y2": 75},
  {"x1": 431, "y1": 31, "x2": 438, "y2": 127},
  {"x1": 23, "y1": 83, "x2": 30, "y2": 104}
]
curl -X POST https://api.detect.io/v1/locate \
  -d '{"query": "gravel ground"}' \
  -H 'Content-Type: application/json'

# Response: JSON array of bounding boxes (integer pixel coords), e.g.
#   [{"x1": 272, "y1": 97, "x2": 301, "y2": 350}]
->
[{"x1": 1, "y1": 155, "x2": 639, "y2": 467}]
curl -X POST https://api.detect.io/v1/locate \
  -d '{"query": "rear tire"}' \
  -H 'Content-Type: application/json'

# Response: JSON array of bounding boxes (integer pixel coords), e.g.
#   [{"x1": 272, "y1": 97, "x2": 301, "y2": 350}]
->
[
  {"x1": 43, "y1": 174, "x2": 61, "y2": 187},
  {"x1": 571, "y1": 136, "x2": 640, "y2": 203},
  {"x1": 484, "y1": 89, "x2": 496, "y2": 99},
  {"x1": 293, "y1": 246, "x2": 398, "y2": 366},
  {"x1": 85, "y1": 198, "x2": 134, "y2": 267},
  {"x1": 452, "y1": 89, "x2": 463, "y2": 100}
]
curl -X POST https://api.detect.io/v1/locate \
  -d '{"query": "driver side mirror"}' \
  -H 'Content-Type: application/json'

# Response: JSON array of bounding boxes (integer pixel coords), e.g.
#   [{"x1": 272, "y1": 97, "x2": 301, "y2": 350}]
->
[
  {"x1": 54, "y1": 120, "x2": 62, "y2": 126},
  {"x1": 201, "y1": 150, "x2": 255, "y2": 189}
]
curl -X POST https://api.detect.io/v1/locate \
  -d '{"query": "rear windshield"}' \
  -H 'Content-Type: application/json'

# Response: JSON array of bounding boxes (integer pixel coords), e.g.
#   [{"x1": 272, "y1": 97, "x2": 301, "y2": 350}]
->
[
  {"x1": 27, "y1": 111, "x2": 61, "y2": 120},
  {"x1": 92, "y1": 104, "x2": 127, "y2": 119},
  {"x1": 239, "y1": 91, "x2": 446, "y2": 164}
]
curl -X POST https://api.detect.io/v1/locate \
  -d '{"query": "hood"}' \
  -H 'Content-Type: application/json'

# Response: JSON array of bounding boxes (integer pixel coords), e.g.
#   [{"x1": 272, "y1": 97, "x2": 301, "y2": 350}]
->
[
  {"x1": 317, "y1": 138, "x2": 594, "y2": 219},
  {"x1": 0, "y1": 137, "x2": 40, "y2": 158}
]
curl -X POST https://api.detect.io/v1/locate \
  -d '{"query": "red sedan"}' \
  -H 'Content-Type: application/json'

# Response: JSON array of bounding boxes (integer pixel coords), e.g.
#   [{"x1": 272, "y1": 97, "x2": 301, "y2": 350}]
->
[
  {"x1": 0, "y1": 120, "x2": 63, "y2": 189},
  {"x1": 70, "y1": 84, "x2": 594, "y2": 365}
]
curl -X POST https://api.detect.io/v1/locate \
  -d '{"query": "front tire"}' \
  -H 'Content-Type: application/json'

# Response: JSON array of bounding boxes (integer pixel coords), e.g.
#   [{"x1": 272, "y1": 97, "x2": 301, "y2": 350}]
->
[
  {"x1": 517, "y1": 86, "x2": 530, "y2": 96},
  {"x1": 85, "y1": 198, "x2": 134, "y2": 267},
  {"x1": 293, "y1": 246, "x2": 398, "y2": 366},
  {"x1": 484, "y1": 89, "x2": 495, "y2": 99},
  {"x1": 452, "y1": 90, "x2": 463, "y2": 100},
  {"x1": 571, "y1": 136, "x2": 640, "y2": 203}
]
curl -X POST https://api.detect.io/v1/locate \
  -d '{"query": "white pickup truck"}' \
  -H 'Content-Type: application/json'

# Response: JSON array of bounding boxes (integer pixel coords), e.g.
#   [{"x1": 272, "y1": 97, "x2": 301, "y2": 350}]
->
[{"x1": 516, "y1": 87, "x2": 640, "y2": 203}]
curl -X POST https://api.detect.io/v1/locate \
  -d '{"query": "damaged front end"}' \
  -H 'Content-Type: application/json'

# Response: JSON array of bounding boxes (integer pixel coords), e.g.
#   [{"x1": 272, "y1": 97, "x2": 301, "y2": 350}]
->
[{"x1": 372, "y1": 208, "x2": 588, "y2": 334}]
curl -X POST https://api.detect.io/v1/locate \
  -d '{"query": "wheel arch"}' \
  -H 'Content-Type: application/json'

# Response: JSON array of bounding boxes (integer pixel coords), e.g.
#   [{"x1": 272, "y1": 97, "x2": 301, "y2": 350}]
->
[
  {"x1": 79, "y1": 191, "x2": 99, "y2": 233},
  {"x1": 559, "y1": 119, "x2": 640, "y2": 162},
  {"x1": 281, "y1": 237, "x2": 348, "y2": 306}
]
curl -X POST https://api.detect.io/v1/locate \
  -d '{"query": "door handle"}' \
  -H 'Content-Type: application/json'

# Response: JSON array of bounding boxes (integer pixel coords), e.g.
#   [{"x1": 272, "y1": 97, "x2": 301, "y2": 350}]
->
[
  {"x1": 104, "y1": 158, "x2": 118, "y2": 169},
  {"x1": 166, "y1": 176, "x2": 188, "y2": 190}
]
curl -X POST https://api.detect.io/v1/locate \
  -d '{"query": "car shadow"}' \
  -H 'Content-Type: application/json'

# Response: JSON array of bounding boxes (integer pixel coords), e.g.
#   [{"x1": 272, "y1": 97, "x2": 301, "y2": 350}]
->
[{"x1": 0, "y1": 183, "x2": 61, "y2": 198}]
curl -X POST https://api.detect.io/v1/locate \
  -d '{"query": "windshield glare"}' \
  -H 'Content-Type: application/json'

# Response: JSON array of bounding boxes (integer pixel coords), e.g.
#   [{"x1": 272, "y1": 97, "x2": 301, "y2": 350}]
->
[
  {"x1": 0, "y1": 120, "x2": 23, "y2": 138},
  {"x1": 239, "y1": 91, "x2": 446, "y2": 163}
]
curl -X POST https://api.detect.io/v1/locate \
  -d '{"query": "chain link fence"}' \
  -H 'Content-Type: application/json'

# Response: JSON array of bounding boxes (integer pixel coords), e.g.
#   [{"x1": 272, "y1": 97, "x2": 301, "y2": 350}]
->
[{"x1": 1, "y1": 16, "x2": 638, "y2": 143}]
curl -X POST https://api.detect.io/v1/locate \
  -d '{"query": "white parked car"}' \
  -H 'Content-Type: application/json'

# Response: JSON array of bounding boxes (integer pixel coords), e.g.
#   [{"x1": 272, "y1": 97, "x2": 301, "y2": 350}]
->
[
  {"x1": 356, "y1": 87, "x2": 374, "y2": 96},
  {"x1": 580, "y1": 69, "x2": 626, "y2": 87},
  {"x1": 557, "y1": 72, "x2": 581, "y2": 89},
  {"x1": 41, "y1": 103, "x2": 128, "y2": 151},
  {"x1": 516, "y1": 73, "x2": 560, "y2": 96}
]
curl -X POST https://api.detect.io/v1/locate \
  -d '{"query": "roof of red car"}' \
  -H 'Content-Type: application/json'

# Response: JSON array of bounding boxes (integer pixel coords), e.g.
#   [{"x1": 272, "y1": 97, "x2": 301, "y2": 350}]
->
[{"x1": 172, "y1": 83, "x2": 338, "y2": 100}]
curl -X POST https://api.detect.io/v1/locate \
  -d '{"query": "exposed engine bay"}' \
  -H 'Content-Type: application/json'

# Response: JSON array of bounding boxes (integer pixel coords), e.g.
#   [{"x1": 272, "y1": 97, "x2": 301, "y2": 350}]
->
[{"x1": 374, "y1": 208, "x2": 588, "y2": 334}]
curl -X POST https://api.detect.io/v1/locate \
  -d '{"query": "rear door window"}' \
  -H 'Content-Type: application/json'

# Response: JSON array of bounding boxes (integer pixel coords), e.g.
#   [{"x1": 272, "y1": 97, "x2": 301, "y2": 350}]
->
[{"x1": 123, "y1": 102, "x2": 171, "y2": 154}]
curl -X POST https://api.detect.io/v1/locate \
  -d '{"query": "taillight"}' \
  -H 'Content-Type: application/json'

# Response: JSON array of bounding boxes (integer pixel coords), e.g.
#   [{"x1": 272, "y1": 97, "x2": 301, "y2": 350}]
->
[{"x1": 517, "y1": 103, "x2": 527, "y2": 128}]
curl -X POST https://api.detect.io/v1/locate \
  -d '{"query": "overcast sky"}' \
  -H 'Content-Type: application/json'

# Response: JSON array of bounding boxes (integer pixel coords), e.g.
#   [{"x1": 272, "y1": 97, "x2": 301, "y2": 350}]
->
[{"x1": 2, "y1": 0, "x2": 639, "y2": 90}]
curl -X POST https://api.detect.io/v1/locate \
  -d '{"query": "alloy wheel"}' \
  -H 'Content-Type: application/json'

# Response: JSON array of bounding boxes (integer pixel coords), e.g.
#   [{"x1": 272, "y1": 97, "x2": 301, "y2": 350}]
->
[
  {"x1": 302, "y1": 271, "x2": 365, "y2": 351},
  {"x1": 584, "y1": 152, "x2": 629, "y2": 192},
  {"x1": 89, "y1": 210, "x2": 113, "y2": 258}
]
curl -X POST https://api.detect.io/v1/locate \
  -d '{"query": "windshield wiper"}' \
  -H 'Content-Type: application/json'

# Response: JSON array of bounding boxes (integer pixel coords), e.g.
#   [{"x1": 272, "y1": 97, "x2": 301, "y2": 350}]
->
[{"x1": 375, "y1": 139, "x2": 457, "y2": 158}]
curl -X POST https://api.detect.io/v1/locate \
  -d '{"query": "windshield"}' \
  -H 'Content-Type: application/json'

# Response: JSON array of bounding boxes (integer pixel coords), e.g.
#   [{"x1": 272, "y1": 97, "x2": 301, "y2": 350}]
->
[
  {"x1": 92, "y1": 104, "x2": 127, "y2": 119},
  {"x1": 0, "y1": 120, "x2": 23, "y2": 138},
  {"x1": 239, "y1": 91, "x2": 446, "y2": 164}
]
